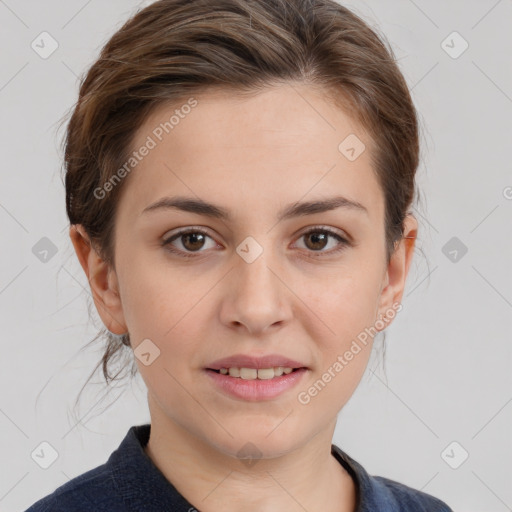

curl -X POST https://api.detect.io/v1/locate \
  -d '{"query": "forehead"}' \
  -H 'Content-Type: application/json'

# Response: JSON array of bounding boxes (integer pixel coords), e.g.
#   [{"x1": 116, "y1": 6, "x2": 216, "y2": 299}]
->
[{"x1": 119, "y1": 83, "x2": 384, "y2": 225}]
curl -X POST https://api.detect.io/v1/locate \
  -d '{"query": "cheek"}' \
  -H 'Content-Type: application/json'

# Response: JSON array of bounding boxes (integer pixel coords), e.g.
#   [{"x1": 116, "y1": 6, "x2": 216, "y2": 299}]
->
[
  {"x1": 300, "y1": 262, "x2": 383, "y2": 339},
  {"x1": 295, "y1": 275, "x2": 379, "y2": 412},
  {"x1": 118, "y1": 264, "x2": 212, "y2": 382},
  {"x1": 116, "y1": 252, "x2": 187, "y2": 337}
]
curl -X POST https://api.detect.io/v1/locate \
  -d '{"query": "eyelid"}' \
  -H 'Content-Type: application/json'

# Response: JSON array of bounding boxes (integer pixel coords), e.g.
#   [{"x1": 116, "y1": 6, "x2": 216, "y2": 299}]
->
[
  {"x1": 293, "y1": 225, "x2": 351, "y2": 256},
  {"x1": 162, "y1": 225, "x2": 212, "y2": 241},
  {"x1": 161, "y1": 225, "x2": 218, "y2": 249},
  {"x1": 296, "y1": 225, "x2": 351, "y2": 243}
]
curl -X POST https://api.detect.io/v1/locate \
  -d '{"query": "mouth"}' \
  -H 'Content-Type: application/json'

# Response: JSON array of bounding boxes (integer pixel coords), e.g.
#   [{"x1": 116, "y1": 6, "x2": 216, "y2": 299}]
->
[
  {"x1": 204, "y1": 366, "x2": 308, "y2": 401},
  {"x1": 206, "y1": 366, "x2": 307, "y2": 380},
  {"x1": 204, "y1": 354, "x2": 309, "y2": 399}
]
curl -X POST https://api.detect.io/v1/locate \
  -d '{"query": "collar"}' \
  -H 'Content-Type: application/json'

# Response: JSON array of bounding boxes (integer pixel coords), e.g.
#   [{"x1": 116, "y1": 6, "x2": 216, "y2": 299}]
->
[
  {"x1": 331, "y1": 443, "x2": 391, "y2": 511},
  {"x1": 108, "y1": 423, "x2": 388, "y2": 511},
  {"x1": 109, "y1": 424, "x2": 195, "y2": 510}
]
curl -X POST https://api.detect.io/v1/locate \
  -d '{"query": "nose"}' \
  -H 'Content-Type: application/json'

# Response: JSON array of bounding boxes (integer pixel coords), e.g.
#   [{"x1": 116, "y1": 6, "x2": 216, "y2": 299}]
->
[{"x1": 219, "y1": 249, "x2": 293, "y2": 335}]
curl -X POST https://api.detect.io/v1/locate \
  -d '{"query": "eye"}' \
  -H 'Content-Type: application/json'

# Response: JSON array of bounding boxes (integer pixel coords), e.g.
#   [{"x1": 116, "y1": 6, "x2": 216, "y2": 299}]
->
[
  {"x1": 294, "y1": 226, "x2": 350, "y2": 257},
  {"x1": 162, "y1": 227, "x2": 218, "y2": 258},
  {"x1": 161, "y1": 225, "x2": 351, "y2": 259}
]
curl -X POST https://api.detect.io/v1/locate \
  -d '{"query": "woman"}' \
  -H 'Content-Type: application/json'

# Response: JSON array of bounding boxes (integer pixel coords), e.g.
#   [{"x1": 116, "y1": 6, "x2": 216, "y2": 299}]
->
[{"x1": 26, "y1": 0, "x2": 453, "y2": 510}]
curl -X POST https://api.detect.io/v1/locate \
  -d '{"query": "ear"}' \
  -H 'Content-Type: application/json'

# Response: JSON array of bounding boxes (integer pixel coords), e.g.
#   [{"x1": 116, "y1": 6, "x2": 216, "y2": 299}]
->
[
  {"x1": 376, "y1": 214, "x2": 418, "y2": 325},
  {"x1": 69, "y1": 224, "x2": 128, "y2": 335}
]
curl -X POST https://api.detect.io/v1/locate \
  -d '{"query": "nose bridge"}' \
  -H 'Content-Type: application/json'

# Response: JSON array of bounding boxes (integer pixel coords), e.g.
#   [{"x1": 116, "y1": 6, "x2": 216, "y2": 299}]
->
[
  {"x1": 235, "y1": 243, "x2": 280, "y2": 303},
  {"x1": 223, "y1": 238, "x2": 290, "y2": 332}
]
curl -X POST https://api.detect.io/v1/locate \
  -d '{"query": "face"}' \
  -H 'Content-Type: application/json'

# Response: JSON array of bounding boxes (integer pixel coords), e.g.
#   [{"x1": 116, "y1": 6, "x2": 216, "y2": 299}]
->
[{"x1": 73, "y1": 83, "x2": 416, "y2": 460}]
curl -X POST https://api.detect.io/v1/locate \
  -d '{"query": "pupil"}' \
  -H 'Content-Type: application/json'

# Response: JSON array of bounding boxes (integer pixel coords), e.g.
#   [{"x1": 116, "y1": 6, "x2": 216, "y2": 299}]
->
[
  {"x1": 183, "y1": 233, "x2": 205, "y2": 251},
  {"x1": 307, "y1": 232, "x2": 327, "y2": 250}
]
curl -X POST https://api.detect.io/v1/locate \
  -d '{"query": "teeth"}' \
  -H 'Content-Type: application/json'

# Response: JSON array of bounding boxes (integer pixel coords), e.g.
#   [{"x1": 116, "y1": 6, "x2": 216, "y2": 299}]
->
[
  {"x1": 240, "y1": 368, "x2": 258, "y2": 380},
  {"x1": 227, "y1": 367, "x2": 240, "y2": 377},
  {"x1": 217, "y1": 366, "x2": 296, "y2": 379}
]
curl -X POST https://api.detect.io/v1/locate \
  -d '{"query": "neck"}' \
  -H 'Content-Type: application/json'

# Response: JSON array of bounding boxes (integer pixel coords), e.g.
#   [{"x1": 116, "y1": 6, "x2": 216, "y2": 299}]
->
[{"x1": 144, "y1": 395, "x2": 356, "y2": 512}]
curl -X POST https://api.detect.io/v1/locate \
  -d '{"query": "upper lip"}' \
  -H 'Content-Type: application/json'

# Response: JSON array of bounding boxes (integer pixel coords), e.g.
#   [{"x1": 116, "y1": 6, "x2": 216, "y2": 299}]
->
[{"x1": 206, "y1": 353, "x2": 308, "y2": 370}]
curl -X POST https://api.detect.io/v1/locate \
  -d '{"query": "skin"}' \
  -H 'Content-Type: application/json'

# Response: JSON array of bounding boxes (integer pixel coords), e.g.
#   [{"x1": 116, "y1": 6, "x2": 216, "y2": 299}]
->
[{"x1": 70, "y1": 82, "x2": 417, "y2": 512}]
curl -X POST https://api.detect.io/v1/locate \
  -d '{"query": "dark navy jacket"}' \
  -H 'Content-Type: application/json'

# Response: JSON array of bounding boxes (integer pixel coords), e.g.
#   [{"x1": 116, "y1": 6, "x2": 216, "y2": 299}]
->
[{"x1": 25, "y1": 423, "x2": 453, "y2": 511}]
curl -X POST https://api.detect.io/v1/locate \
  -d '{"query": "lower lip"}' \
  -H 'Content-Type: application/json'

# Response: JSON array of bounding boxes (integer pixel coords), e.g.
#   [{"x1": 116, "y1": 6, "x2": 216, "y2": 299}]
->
[{"x1": 204, "y1": 368, "x2": 308, "y2": 401}]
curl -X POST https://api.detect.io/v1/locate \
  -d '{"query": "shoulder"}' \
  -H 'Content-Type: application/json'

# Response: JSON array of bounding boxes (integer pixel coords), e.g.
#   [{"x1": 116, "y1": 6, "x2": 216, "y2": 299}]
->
[
  {"x1": 24, "y1": 424, "x2": 155, "y2": 512},
  {"x1": 24, "y1": 424, "x2": 152, "y2": 511},
  {"x1": 372, "y1": 475, "x2": 454, "y2": 512},
  {"x1": 331, "y1": 444, "x2": 453, "y2": 512},
  {"x1": 24, "y1": 462, "x2": 121, "y2": 512}
]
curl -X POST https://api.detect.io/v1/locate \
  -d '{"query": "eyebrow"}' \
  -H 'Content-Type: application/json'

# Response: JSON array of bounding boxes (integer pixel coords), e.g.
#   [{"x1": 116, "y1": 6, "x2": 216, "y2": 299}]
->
[{"x1": 141, "y1": 194, "x2": 368, "y2": 222}]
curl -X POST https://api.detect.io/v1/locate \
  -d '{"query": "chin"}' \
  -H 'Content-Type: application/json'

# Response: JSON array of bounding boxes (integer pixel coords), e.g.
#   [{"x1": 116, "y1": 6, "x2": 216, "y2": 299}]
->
[{"x1": 207, "y1": 424, "x2": 308, "y2": 462}]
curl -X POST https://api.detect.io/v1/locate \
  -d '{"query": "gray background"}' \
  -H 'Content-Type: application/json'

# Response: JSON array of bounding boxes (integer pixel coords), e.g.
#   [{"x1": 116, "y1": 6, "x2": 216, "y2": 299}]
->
[{"x1": 1, "y1": 0, "x2": 511, "y2": 511}]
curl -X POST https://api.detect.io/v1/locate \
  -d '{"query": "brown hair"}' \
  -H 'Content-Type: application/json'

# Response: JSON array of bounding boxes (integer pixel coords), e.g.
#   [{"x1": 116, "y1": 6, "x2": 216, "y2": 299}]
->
[{"x1": 63, "y1": 0, "x2": 420, "y2": 405}]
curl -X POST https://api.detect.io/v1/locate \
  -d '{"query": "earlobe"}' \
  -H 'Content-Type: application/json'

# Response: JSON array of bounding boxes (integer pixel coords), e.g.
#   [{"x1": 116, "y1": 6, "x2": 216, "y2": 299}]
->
[{"x1": 69, "y1": 224, "x2": 128, "y2": 335}]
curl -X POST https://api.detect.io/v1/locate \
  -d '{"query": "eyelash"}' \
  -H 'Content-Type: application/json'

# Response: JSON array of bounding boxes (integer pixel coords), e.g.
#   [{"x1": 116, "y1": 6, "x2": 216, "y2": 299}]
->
[{"x1": 161, "y1": 226, "x2": 351, "y2": 259}]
